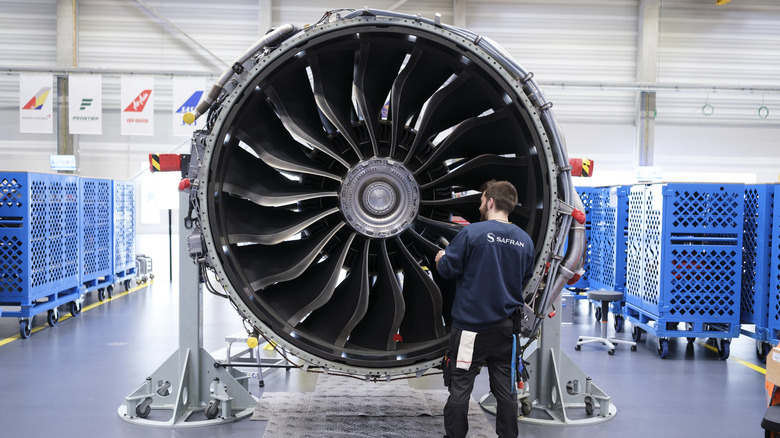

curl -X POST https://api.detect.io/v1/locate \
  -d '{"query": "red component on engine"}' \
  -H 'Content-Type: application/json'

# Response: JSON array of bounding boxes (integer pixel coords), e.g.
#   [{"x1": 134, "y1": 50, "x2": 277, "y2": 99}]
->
[
  {"x1": 572, "y1": 209, "x2": 586, "y2": 224},
  {"x1": 178, "y1": 178, "x2": 192, "y2": 191},
  {"x1": 149, "y1": 154, "x2": 182, "y2": 172},
  {"x1": 569, "y1": 158, "x2": 594, "y2": 177}
]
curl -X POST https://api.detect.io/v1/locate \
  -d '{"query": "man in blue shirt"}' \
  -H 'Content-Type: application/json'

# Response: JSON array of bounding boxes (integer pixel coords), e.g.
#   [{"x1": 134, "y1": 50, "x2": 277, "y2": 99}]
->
[{"x1": 435, "y1": 180, "x2": 534, "y2": 438}]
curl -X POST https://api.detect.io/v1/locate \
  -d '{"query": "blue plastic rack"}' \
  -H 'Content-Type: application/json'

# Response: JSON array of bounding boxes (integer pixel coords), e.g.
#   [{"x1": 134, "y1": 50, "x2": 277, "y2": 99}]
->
[
  {"x1": 80, "y1": 177, "x2": 116, "y2": 301},
  {"x1": 113, "y1": 180, "x2": 137, "y2": 291},
  {"x1": 624, "y1": 183, "x2": 744, "y2": 359},
  {"x1": 0, "y1": 172, "x2": 84, "y2": 338}
]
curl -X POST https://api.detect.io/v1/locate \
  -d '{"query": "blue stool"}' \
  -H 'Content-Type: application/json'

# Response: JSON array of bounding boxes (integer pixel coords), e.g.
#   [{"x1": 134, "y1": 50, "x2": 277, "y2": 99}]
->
[{"x1": 575, "y1": 290, "x2": 636, "y2": 355}]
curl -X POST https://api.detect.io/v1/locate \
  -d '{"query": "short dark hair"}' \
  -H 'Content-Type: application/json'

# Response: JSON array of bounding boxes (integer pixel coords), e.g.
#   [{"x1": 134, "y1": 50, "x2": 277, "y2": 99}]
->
[{"x1": 481, "y1": 180, "x2": 518, "y2": 214}]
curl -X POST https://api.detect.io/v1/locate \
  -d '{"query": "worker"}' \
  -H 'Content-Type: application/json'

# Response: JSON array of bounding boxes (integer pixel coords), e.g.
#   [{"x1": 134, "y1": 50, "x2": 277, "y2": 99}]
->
[{"x1": 435, "y1": 179, "x2": 535, "y2": 438}]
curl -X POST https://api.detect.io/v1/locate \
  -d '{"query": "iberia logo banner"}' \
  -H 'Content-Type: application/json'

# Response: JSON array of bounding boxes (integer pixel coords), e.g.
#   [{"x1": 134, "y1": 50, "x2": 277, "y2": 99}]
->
[
  {"x1": 121, "y1": 75, "x2": 154, "y2": 136},
  {"x1": 69, "y1": 74, "x2": 102, "y2": 135},
  {"x1": 19, "y1": 74, "x2": 53, "y2": 133},
  {"x1": 172, "y1": 77, "x2": 206, "y2": 137}
]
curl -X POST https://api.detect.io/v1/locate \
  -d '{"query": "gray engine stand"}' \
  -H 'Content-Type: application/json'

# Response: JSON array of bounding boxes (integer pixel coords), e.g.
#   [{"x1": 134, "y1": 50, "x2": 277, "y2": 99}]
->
[
  {"x1": 480, "y1": 295, "x2": 616, "y2": 425},
  {"x1": 117, "y1": 194, "x2": 256, "y2": 427}
]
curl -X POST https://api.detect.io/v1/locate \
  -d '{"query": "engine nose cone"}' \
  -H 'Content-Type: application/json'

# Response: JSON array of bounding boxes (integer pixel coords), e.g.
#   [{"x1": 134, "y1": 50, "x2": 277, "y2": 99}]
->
[
  {"x1": 364, "y1": 182, "x2": 396, "y2": 216},
  {"x1": 340, "y1": 158, "x2": 419, "y2": 238}
]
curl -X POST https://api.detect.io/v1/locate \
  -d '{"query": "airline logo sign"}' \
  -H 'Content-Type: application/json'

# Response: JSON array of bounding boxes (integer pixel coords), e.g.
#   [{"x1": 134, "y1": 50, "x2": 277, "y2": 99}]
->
[
  {"x1": 19, "y1": 74, "x2": 53, "y2": 133},
  {"x1": 69, "y1": 74, "x2": 102, "y2": 135},
  {"x1": 172, "y1": 77, "x2": 205, "y2": 136},
  {"x1": 121, "y1": 76, "x2": 154, "y2": 136}
]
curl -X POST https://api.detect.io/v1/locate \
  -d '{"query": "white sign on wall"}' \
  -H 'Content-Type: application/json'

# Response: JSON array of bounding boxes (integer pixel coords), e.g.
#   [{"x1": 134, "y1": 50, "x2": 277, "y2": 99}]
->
[
  {"x1": 69, "y1": 74, "x2": 102, "y2": 135},
  {"x1": 121, "y1": 75, "x2": 154, "y2": 136},
  {"x1": 172, "y1": 77, "x2": 206, "y2": 137},
  {"x1": 19, "y1": 74, "x2": 54, "y2": 134}
]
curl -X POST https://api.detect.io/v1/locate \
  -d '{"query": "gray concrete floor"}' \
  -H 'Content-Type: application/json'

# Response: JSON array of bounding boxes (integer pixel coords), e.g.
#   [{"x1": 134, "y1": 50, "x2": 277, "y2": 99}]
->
[{"x1": 0, "y1": 280, "x2": 770, "y2": 437}]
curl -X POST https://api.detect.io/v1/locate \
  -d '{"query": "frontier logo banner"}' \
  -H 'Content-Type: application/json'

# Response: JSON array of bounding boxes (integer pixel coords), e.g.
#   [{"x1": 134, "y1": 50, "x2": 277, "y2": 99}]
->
[
  {"x1": 121, "y1": 75, "x2": 154, "y2": 136},
  {"x1": 19, "y1": 74, "x2": 53, "y2": 133},
  {"x1": 172, "y1": 77, "x2": 206, "y2": 137},
  {"x1": 69, "y1": 74, "x2": 102, "y2": 135}
]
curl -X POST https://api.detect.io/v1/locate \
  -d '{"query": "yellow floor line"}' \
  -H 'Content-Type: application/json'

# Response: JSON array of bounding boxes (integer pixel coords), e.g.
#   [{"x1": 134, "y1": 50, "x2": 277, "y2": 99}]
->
[
  {"x1": 0, "y1": 281, "x2": 154, "y2": 347},
  {"x1": 697, "y1": 340, "x2": 766, "y2": 374}
]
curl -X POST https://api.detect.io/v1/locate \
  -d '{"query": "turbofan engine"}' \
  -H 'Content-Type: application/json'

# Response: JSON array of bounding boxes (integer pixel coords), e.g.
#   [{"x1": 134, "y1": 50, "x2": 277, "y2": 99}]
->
[{"x1": 182, "y1": 8, "x2": 583, "y2": 377}]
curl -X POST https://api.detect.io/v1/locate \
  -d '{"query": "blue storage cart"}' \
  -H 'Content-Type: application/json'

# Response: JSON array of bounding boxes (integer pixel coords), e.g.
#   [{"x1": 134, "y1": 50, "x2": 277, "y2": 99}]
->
[
  {"x1": 80, "y1": 177, "x2": 116, "y2": 301},
  {"x1": 0, "y1": 172, "x2": 83, "y2": 338},
  {"x1": 568, "y1": 187, "x2": 594, "y2": 293},
  {"x1": 113, "y1": 180, "x2": 137, "y2": 290},
  {"x1": 588, "y1": 186, "x2": 629, "y2": 331},
  {"x1": 739, "y1": 184, "x2": 778, "y2": 359},
  {"x1": 769, "y1": 193, "x2": 780, "y2": 347},
  {"x1": 624, "y1": 183, "x2": 744, "y2": 359}
]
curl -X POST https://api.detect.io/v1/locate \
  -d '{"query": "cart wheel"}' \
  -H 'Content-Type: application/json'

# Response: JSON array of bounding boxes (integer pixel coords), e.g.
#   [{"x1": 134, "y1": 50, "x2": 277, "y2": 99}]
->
[
  {"x1": 687, "y1": 337, "x2": 695, "y2": 343},
  {"x1": 608, "y1": 349, "x2": 615, "y2": 356},
  {"x1": 107, "y1": 285, "x2": 114, "y2": 299},
  {"x1": 757, "y1": 340, "x2": 772, "y2": 362},
  {"x1": 98, "y1": 288, "x2": 106, "y2": 301},
  {"x1": 19, "y1": 319, "x2": 32, "y2": 339},
  {"x1": 614, "y1": 315, "x2": 624, "y2": 333},
  {"x1": 718, "y1": 340, "x2": 730, "y2": 360},
  {"x1": 136, "y1": 397, "x2": 152, "y2": 418},
  {"x1": 630, "y1": 345, "x2": 637, "y2": 352},
  {"x1": 47, "y1": 308, "x2": 59, "y2": 327},
  {"x1": 69, "y1": 301, "x2": 82, "y2": 317},
  {"x1": 205, "y1": 399, "x2": 220, "y2": 419},
  {"x1": 631, "y1": 326, "x2": 643, "y2": 342},
  {"x1": 520, "y1": 397, "x2": 532, "y2": 416},
  {"x1": 574, "y1": 344, "x2": 581, "y2": 351},
  {"x1": 584, "y1": 396, "x2": 595, "y2": 416},
  {"x1": 657, "y1": 338, "x2": 669, "y2": 359},
  {"x1": 594, "y1": 306, "x2": 602, "y2": 322},
  {"x1": 124, "y1": 279, "x2": 131, "y2": 290},
  {"x1": 150, "y1": 274, "x2": 155, "y2": 280}
]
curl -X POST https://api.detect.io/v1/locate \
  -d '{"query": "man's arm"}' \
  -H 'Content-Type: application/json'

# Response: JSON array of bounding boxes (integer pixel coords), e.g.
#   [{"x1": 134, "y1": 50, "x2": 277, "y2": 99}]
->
[{"x1": 435, "y1": 230, "x2": 467, "y2": 279}]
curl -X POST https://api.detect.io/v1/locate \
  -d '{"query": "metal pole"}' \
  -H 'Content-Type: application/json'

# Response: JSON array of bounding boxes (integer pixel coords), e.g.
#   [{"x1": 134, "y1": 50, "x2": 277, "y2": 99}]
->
[{"x1": 168, "y1": 208, "x2": 173, "y2": 282}]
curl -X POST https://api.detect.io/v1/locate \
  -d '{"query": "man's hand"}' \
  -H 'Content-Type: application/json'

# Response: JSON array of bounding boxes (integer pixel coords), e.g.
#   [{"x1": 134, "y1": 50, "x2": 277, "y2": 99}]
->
[{"x1": 435, "y1": 250, "x2": 445, "y2": 265}]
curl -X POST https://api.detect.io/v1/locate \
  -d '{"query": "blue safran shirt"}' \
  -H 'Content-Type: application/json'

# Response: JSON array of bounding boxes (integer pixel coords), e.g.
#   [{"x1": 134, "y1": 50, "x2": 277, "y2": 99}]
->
[{"x1": 437, "y1": 219, "x2": 535, "y2": 332}]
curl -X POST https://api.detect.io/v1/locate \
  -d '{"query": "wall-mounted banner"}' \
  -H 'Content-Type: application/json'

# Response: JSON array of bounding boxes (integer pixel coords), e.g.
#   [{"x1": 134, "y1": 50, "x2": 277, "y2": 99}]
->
[
  {"x1": 69, "y1": 74, "x2": 102, "y2": 135},
  {"x1": 19, "y1": 73, "x2": 53, "y2": 133},
  {"x1": 172, "y1": 77, "x2": 206, "y2": 137},
  {"x1": 121, "y1": 75, "x2": 154, "y2": 136}
]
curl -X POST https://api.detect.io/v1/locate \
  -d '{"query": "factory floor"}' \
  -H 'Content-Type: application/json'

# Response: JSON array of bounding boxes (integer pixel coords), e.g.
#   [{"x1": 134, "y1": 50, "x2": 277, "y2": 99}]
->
[{"x1": 0, "y1": 278, "x2": 770, "y2": 437}]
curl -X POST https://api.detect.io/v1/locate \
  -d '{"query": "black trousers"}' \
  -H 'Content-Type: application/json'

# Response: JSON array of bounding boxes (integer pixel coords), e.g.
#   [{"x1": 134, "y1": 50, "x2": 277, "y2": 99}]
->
[{"x1": 444, "y1": 323, "x2": 518, "y2": 438}]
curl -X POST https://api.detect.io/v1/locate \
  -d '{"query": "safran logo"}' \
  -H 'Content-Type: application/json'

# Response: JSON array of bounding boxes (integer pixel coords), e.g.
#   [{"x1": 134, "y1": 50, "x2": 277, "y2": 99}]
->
[
  {"x1": 176, "y1": 91, "x2": 203, "y2": 115},
  {"x1": 124, "y1": 90, "x2": 152, "y2": 112},
  {"x1": 22, "y1": 87, "x2": 51, "y2": 110}
]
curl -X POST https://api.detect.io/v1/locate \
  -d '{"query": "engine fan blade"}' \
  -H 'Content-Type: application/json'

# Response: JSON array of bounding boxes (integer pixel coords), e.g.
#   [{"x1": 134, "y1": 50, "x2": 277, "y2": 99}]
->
[
  {"x1": 420, "y1": 155, "x2": 528, "y2": 193},
  {"x1": 348, "y1": 240, "x2": 405, "y2": 351},
  {"x1": 389, "y1": 47, "x2": 453, "y2": 158},
  {"x1": 300, "y1": 238, "x2": 371, "y2": 347},
  {"x1": 234, "y1": 95, "x2": 342, "y2": 180},
  {"x1": 221, "y1": 146, "x2": 337, "y2": 207},
  {"x1": 225, "y1": 196, "x2": 339, "y2": 245},
  {"x1": 415, "y1": 109, "x2": 518, "y2": 175},
  {"x1": 261, "y1": 233, "x2": 357, "y2": 325},
  {"x1": 237, "y1": 222, "x2": 345, "y2": 290},
  {"x1": 309, "y1": 51, "x2": 364, "y2": 159},
  {"x1": 395, "y1": 236, "x2": 445, "y2": 342},
  {"x1": 420, "y1": 193, "x2": 482, "y2": 224},
  {"x1": 414, "y1": 216, "x2": 462, "y2": 242},
  {"x1": 402, "y1": 72, "x2": 493, "y2": 165},
  {"x1": 401, "y1": 228, "x2": 456, "y2": 327},
  {"x1": 354, "y1": 42, "x2": 407, "y2": 157},
  {"x1": 264, "y1": 68, "x2": 353, "y2": 168}
]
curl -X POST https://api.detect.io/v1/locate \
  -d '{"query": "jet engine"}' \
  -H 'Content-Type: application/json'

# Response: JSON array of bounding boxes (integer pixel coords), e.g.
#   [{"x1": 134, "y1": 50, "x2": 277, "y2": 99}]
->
[{"x1": 183, "y1": 8, "x2": 583, "y2": 377}]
